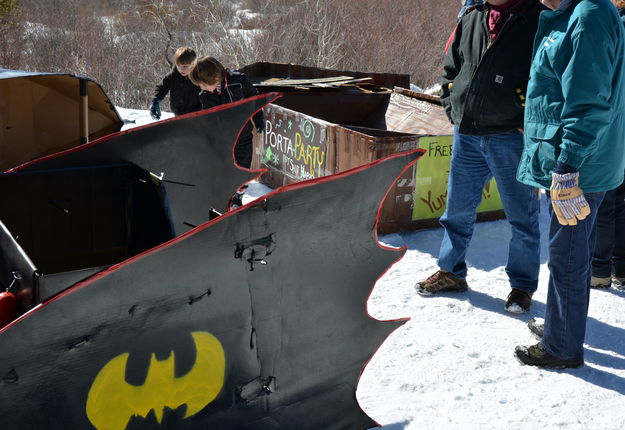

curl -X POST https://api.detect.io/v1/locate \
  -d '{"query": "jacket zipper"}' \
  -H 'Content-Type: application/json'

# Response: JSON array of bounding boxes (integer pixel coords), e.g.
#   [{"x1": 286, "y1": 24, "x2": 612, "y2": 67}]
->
[{"x1": 468, "y1": 12, "x2": 520, "y2": 130}]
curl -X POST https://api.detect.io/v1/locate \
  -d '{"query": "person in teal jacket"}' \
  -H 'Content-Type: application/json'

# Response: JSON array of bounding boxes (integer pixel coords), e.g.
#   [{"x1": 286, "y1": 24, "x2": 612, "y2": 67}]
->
[{"x1": 515, "y1": 0, "x2": 625, "y2": 368}]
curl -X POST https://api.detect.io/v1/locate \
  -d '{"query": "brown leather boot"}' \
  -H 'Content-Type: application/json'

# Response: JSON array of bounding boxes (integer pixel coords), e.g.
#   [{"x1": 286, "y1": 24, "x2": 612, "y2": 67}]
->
[
  {"x1": 505, "y1": 288, "x2": 532, "y2": 313},
  {"x1": 414, "y1": 270, "x2": 468, "y2": 296}
]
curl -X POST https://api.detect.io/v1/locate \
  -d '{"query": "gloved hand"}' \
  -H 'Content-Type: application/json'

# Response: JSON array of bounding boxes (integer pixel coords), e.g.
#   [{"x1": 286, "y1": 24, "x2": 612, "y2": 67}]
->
[
  {"x1": 550, "y1": 171, "x2": 591, "y2": 226},
  {"x1": 150, "y1": 97, "x2": 161, "y2": 120}
]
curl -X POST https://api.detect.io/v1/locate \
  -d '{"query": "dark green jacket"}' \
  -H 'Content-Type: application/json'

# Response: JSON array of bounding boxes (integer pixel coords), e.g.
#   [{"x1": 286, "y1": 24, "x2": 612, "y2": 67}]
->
[{"x1": 441, "y1": 0, "x2": 545, "y2": 135}]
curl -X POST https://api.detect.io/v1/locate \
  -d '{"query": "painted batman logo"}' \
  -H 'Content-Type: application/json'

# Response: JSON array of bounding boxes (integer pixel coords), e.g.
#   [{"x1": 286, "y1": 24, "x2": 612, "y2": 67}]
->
[{"x1": 86, "y1": 331, "x2": 225, "y2": 430}]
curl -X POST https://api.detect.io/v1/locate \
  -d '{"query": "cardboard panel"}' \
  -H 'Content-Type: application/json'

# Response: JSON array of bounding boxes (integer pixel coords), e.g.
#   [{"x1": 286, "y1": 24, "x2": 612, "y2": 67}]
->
[{"x1": 0, "y1": 71, "x2": 123, "y2": 171}]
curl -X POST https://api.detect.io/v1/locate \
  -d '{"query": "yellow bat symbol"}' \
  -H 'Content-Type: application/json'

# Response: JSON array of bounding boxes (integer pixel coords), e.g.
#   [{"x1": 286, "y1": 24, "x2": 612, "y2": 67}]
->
[{"x1": 86, "y1": 331, "x2": 225, "y2": 430}]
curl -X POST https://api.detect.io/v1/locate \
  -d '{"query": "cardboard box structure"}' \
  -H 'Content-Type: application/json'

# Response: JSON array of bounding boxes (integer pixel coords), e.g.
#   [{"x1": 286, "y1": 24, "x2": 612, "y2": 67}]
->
[
  {"x1": 0, "y1": 69, "x2": 123, "y2": 172},
  {"x1": 382, "y1": 89, "x2": 504, "y2": 232},
  {"x1": 244, "y1": 64, "x2": 505, "y2": 233}
]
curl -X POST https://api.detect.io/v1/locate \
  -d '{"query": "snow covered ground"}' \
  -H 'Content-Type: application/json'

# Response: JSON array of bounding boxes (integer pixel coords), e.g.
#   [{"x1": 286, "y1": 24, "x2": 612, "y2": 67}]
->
[
  {"x1": 359, "y1": 196, "x2": 625, "y2": 429},
  {"x1": 117, "y1": 107, "x2": 174, "y2": 130},
  {"x1": 124, "y1": 109, "x2": 625, "y2": 430}
]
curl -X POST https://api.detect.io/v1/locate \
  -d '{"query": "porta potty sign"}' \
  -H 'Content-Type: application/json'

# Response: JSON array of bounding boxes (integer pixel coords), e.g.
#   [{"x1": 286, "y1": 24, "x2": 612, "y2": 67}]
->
[
  {"x1": 260, "y1": 105, "x2": 330, "y2": 181},
  {"x1": 412, "y1": 135, "x2": 502, "y2": 221}
]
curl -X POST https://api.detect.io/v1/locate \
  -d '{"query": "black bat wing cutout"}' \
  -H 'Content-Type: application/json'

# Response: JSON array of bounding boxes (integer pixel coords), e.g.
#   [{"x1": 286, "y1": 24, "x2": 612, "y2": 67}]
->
[
  {"x1": 0, "y1": 136, "x2": 423, "y2": 428},
  {"x1": 8, "y1": 93, "x2": 279, "y2": 235}
]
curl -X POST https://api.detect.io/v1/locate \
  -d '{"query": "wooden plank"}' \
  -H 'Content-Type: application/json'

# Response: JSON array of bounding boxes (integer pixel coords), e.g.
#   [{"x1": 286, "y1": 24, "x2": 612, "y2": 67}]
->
[
  {"x1": 259, "y1": 76, "x2": 372, "y2": 87},
  {"x1": 241, "y1": 61, "x2": 411, "y2": 89}
]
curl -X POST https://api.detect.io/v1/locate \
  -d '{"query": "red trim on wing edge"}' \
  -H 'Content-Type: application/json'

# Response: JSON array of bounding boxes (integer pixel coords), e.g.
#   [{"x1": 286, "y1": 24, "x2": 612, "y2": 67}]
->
[
  {"x1": 1, "y1": 147, "x2": 425, "y2": 334},
  {"x1": 6, "y1": 92, "x2": 282, "y2": 173},
  {"x1": 354, "y1": 149, "x2": 425, "y2": 427}
]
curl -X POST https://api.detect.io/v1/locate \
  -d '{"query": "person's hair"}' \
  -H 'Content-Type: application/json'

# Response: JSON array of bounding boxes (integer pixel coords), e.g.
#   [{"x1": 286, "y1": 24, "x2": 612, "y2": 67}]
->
[
  {"x1": 614, "y1": 0, "x2": 625, "y2": 8},
  {"x1": 174, "y1": 46, "x2": 197, "y2": 65},
  {"x1": 189, "y1": 56, "x2": 225, "y2": 85}
]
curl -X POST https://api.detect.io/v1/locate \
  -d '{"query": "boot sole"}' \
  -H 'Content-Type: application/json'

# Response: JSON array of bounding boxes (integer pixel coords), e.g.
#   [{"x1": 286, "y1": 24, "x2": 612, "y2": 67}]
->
[{"x1": 514, "y1": 347, "x2": 584, "y2": 369}]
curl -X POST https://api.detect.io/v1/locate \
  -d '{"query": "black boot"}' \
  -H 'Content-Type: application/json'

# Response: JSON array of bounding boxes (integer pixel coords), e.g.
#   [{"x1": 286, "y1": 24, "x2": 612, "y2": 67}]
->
[{"x1": 515, "y1": 343, "x2": 583, "y2": 368}]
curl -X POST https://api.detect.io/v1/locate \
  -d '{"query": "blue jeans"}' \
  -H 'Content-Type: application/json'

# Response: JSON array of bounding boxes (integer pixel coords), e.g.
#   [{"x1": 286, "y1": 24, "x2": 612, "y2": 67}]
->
[
  {"x1": 592, "y1": 178, "x2": 625, "y2": 278},
  {"x1": 542, "y1": 192, "x2": 604, "y2": 361},
  {"x1": 438, "y1": 128, "x2": 540, "y2": 294}
]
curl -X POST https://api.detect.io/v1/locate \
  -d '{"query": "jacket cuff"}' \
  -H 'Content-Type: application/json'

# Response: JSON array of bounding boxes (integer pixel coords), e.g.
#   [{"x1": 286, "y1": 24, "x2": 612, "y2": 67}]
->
[
  {"x1": 554, "y1": 162, "x2": 577, "y2": 174},
  {"x1": 557, "y1": 149, "x2": 584, "y2": 171}
]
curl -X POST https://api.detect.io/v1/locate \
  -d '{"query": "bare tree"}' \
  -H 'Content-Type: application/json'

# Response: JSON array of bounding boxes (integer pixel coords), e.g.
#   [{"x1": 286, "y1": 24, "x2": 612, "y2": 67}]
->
[
  {"x1": 251, "y1": 0, "x2": 345, "y2": 69},
  {"x1": 336, "y1": 0, "x2": 456, "y2": 87},
  {"x1": 1, "y1": 0, "x2": 459, "y2": 108},
  {"x1": 188, "y1": 0, "x2": 257, "y2": 68},
  {"x1": 139, "y1": 0, "x2": 183, "y2": 67},
  {"x1": 0, "y1": 0, "x2": 24, "y2": 69},
  {"x1": 306, "y1": 0, "x2": 346, "y2": 69}
]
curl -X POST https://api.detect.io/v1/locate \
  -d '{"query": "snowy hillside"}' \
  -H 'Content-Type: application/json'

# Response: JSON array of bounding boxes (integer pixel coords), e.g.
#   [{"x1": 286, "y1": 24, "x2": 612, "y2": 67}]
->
[{"x1": 127, "y1": 109, "x2": 625, "y2": 430}]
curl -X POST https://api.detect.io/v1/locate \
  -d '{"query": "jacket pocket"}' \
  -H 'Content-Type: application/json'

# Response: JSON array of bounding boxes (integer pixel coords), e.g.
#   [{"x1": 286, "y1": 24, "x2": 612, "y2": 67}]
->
[{"x1": 523, "y1": 122, "x2": 562, "y2": 184}]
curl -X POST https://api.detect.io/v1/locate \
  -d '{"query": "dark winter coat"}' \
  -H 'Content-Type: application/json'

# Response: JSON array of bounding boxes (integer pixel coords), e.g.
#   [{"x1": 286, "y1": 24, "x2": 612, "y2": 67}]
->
[
  {"x1": 440, "y1": 0, "x2": 545, "y2": 135},
  {"x1": 199, "y1": 70, "x2": 263, "y2": 168},
  {"x1": 154, "y1": 67, "x2": 202, "y2": 116},
  {"x1": 198, "y1": 70, "x2": 263, "y2": 128}
]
